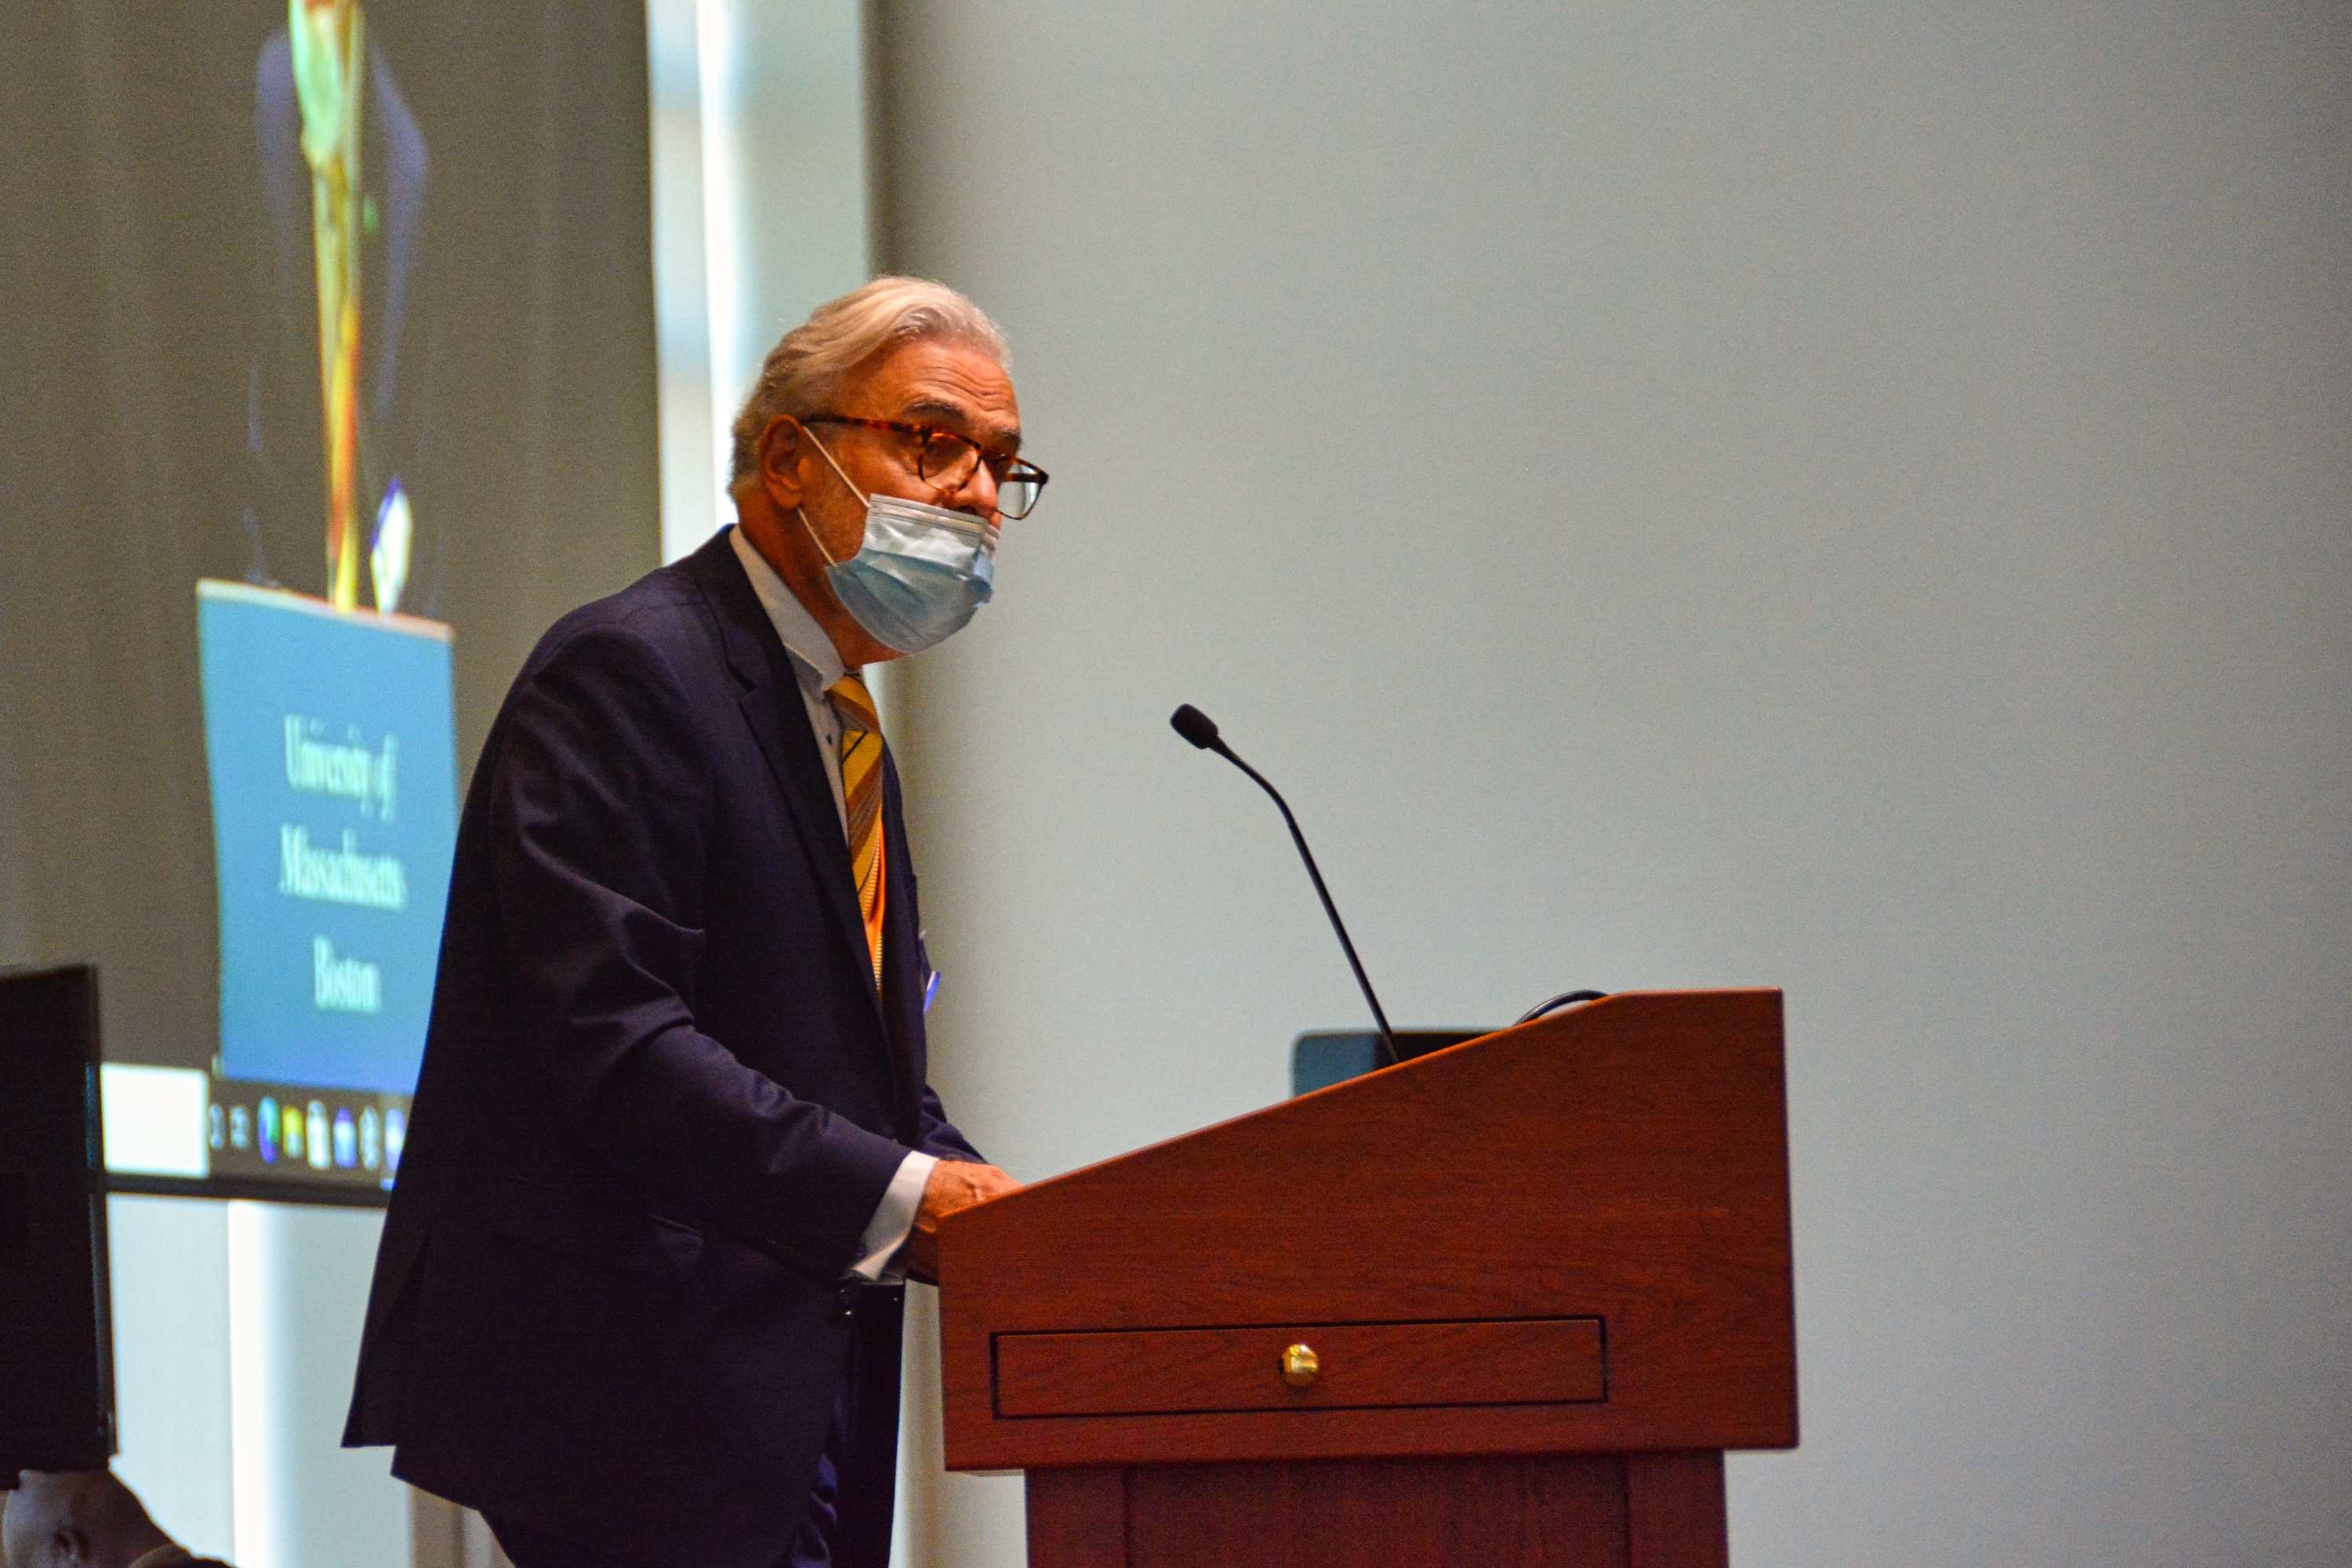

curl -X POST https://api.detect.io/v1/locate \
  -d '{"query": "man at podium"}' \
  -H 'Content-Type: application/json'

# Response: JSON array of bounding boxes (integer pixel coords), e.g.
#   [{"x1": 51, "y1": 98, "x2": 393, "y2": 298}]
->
[{"x1": 343, "y1": 279, "x2": 1038, "y2": 1568}]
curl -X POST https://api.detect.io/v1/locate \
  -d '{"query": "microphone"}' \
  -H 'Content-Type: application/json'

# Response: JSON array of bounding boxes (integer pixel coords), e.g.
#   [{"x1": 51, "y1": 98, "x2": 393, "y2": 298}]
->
[{"x1": 1170, "y1": 704, "x2": 1400, "y2": 1069}]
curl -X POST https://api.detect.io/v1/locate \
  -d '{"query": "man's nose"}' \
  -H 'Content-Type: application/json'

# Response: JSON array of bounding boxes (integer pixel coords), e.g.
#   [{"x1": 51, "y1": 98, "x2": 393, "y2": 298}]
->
[{"x1": 953, "y1": 459, "x2": 1001, "y2": 520}]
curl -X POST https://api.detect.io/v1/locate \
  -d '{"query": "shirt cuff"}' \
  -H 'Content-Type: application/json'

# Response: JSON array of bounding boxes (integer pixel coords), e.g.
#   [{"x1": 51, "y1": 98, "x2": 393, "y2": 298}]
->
[{"x1": 847, "y1": 1149, "x2": 937, "y2": 1283}]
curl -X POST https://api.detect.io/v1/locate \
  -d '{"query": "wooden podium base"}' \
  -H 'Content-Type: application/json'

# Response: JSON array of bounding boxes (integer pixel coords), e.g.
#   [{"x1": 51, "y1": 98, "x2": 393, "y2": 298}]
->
[{"x1": 1026, "y1": 1450, "x2": 1727, "y2": 1568}]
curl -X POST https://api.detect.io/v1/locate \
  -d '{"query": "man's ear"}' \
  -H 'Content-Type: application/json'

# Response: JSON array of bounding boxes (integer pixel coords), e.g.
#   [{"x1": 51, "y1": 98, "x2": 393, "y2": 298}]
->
[
  {"x1": 757, "y1": 416, "x2": 807, "y2": 511},
  {"x1": 53, "y1": 1523, "x2": 93, "y2": 1565}
]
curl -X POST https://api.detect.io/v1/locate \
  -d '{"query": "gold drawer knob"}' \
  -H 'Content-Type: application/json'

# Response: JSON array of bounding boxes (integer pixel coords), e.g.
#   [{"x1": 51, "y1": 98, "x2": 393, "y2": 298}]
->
[{"x1": 1280, "y1": 1342, "x2": 1319, "y2": 1388}]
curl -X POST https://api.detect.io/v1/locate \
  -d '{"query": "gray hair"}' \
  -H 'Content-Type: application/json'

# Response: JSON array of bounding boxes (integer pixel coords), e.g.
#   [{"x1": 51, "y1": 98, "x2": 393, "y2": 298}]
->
[{"x1": 728, "y1": 276, "x2": 1009, "y2": 491}]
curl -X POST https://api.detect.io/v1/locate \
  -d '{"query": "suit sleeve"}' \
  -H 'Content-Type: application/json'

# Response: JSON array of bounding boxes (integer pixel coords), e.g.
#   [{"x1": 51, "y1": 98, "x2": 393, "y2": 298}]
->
[
  {"x1": 916, "y1": 1087, "x2": 984, "y2": 1163},
  {"x1": 488, "y1": 619, "x2": 908, "y2": 1273}
]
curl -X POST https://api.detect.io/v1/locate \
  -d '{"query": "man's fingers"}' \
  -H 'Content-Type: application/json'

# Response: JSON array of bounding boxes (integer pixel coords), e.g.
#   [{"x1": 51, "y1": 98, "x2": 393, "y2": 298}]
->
[
  {"x1": 906, "y1": 1164, "x2": 1019, "y2": 1283},
  {"x1": 905, "y1": 1220, "x2": 941, "y2": 1284},
  {"x1": 924, "y1": 1160, "x2": 1018, "y2": 1216},
  {"x1": 967, "y1": 1164, "x2": 1021, "y2": 1201},
  {"x1": 954, "y1": 1163, "x2": 1019, "y2": 1200}
]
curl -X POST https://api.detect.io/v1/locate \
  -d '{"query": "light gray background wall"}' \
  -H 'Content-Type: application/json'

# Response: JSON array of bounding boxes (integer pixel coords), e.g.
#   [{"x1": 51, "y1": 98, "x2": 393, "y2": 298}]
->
[{"x1": 868, "y1": 1, "x2": 2351, "y2": 1563}]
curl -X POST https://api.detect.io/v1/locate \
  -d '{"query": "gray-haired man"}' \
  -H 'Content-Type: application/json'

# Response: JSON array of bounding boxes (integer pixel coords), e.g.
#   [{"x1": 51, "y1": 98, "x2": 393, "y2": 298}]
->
[{"x1": 343, "y1": 279, "x2": 1040, "y2": 1568}]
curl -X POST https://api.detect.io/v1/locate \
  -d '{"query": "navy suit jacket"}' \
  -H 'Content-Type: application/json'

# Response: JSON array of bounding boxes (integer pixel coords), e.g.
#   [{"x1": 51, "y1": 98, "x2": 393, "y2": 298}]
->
[{"x1": 343, "y1": 529, "x2": 979, "y2": 1568}]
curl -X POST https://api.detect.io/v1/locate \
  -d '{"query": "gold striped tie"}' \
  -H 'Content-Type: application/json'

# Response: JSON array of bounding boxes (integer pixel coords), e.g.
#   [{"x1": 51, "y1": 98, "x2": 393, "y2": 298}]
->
[{"x1": 826, "y1": 673, "x2": 887, "y2": 985}]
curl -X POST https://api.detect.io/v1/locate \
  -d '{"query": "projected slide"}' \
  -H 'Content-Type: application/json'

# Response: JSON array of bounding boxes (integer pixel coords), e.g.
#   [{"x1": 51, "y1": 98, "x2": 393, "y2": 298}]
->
[
  {"x1": 198, "y1": 583, "x2": 455, "y2": 1091},
  {"x1": 9, "y1": 0, "x2": 659, "y2": 1199},
  {"x1": 192, "y1": 582, "x2": 456, "y2": 1189},
  {"x1": 162, "y1": 0, "x2": 457, "y2": 1195}
]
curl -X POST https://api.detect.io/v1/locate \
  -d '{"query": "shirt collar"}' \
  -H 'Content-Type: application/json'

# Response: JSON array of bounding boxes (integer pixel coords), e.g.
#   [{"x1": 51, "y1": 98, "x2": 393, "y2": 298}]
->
[
  {"x1": 729, "y1": 524, "x2": 848, "y2": 688},
  {"x1": 125, "y1": 1548, "x2": 194, "y2": 1568}
]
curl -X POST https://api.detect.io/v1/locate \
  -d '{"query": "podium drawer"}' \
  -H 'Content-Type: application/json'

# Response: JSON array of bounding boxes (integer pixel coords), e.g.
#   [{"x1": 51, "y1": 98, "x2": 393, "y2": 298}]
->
[{"x1": 993, "y1": 1316, "x2": 1605, "y2": 1419}]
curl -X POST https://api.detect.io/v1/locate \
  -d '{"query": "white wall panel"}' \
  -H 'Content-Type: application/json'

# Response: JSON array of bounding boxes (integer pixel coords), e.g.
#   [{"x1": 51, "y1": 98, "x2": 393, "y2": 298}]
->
[
  {"x1": 227, "y1": 1202, "x2": 408, "y2": 1568},
  {"x1": 108, "y1": 1196, "x2": 235, "y2": 1562},
  {"x1": 650, "y1": 0, "x2": 872, "y2": 562}
]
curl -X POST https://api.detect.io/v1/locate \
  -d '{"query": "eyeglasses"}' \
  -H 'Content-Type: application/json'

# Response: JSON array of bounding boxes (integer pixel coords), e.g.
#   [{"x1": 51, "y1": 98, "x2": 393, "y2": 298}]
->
[{"x1": 802, "y1": 415, "x2": 1050, "y2": 521}]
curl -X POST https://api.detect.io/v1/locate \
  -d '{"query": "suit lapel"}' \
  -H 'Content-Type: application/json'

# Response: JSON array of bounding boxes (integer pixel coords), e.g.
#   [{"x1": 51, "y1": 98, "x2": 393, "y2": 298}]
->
[{"x1": 686, "y1": 533, "x2": 884, "y2": 1031}]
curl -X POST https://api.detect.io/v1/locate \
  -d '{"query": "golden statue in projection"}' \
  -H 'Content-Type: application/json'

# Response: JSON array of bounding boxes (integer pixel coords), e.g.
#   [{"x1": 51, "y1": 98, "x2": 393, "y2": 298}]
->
[
  {"x1": 245, "y1": 0, "x2": 426, "y2": 615},
  {"x1": 290, "y1": 0, "x2": 368, "y2": 612}
]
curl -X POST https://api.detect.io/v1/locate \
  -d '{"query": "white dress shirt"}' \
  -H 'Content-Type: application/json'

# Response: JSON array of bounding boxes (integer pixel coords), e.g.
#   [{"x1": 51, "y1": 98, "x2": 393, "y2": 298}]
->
[{"x1": 729, "y1": 528, "x2": 935, "y2": 1283}]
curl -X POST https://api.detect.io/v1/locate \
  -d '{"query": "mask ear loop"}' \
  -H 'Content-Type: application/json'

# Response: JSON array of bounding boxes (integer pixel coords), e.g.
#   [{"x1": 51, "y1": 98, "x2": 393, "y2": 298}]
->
[
  {"x1": 795, "y1": 426, "x2": 869, "y2": 568},
  {"x1": 796, "y1": 506, "x2": 841, "y2": 568}
]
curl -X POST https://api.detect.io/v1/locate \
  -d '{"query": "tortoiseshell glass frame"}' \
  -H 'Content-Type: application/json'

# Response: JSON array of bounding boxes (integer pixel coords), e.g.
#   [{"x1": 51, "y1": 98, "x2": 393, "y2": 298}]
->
[{"x1": 802, "y1": 414, "x2": 1049, "y2": 519}]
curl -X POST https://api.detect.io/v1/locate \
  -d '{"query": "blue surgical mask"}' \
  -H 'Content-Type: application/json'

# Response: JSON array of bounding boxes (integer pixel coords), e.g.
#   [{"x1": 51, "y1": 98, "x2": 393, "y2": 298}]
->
[{"x1": 800, "y1": 438, "x2": 999, "y2": 655}]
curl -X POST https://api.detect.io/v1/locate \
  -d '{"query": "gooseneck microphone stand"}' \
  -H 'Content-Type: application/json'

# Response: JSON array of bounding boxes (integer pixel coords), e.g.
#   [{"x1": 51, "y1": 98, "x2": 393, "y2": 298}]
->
[{"x1": 1170, "y1": 703, "x2": 1401, "y2": 1069}]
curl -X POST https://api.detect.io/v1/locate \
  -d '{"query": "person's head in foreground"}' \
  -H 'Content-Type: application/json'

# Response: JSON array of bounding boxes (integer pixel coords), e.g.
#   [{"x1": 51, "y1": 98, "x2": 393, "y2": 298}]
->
[
  {"x1": 727, "y1": 274, "x2": 1047, "y2": 666},
  {"x1": 2, "y1": 1471, "x2": 220, "y2": 1568}
]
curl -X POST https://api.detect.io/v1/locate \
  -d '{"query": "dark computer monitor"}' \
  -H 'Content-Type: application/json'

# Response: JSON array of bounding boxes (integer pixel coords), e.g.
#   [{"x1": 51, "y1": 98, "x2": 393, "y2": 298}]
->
[
  {"x1": 1290, "y1": 1029, "x2": 1490, "y2": 1096},
  {"x1": 0, "y1": 964, "x2": 116, "y2": 1474}
]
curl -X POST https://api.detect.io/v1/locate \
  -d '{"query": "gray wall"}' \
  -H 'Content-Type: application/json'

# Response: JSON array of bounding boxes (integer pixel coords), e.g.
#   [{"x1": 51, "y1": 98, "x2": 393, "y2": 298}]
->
[{"x1": 869, "y1": 1, "x2": 2351, "y2": 1563}]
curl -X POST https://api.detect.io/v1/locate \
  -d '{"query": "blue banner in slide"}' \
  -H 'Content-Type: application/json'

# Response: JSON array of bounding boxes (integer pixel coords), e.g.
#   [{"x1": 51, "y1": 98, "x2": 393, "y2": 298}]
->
[{"x1": 197, "y1": 583, "x2": 457, "y2": 1094}]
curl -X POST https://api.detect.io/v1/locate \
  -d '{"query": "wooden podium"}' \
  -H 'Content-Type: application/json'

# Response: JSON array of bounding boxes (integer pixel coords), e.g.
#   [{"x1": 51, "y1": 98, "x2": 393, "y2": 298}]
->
[{"x1": 935, "y1": 990, "x2": 1797, "y2": 1568}]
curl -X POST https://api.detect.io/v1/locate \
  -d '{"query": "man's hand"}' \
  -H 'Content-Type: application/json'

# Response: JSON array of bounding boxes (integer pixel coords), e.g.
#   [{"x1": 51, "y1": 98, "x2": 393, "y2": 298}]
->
[{"x1": 905, "y1": 1160, "x2": 1019, "y2": 1283}]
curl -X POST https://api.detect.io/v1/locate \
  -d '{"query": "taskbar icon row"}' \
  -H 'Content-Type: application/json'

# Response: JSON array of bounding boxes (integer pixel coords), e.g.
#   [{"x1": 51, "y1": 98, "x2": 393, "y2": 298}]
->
[{"x1": 208, "y1": 1077, "x2": 412, "y2": 1191}]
